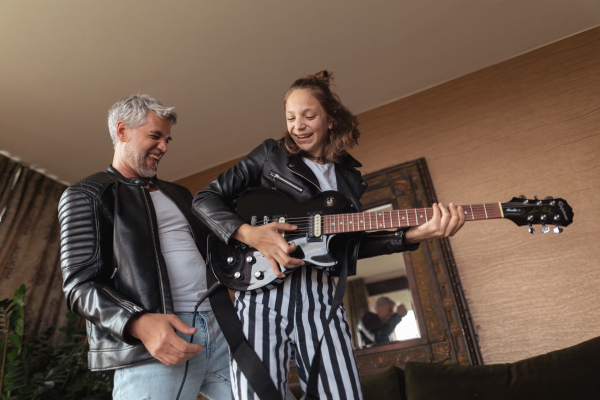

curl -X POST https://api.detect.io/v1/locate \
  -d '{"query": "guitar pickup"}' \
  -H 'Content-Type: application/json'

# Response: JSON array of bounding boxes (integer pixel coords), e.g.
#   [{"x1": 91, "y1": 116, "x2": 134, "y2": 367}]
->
[
  {"x1": 274, "y1": 215, "x2": 287, "y2": 237},
  {"x1": 307, "y1": 211, "x2": 323, "y2": 242}
]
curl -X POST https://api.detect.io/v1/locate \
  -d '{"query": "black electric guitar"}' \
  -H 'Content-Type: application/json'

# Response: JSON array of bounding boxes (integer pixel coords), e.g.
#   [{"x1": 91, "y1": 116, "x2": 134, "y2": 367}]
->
[{"x1": 207, "y1": 188, "x2": 574, "y2": 291}]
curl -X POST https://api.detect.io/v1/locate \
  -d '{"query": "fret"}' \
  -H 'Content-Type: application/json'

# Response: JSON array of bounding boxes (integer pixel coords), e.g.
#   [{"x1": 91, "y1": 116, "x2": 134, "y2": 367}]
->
[
  {"x1": 470, "y1": 204, "x2": 474, "y2": 220},
  {"x1": 414, "y1": 209, "x2": 418, "y2": 225},
  {"x1": 483, "y1": 203, "x2": 488, "y2": 219}
]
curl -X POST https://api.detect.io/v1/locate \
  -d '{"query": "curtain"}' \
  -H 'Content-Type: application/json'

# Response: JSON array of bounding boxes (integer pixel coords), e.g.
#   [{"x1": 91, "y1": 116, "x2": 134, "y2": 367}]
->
[
  {"x1": 0, "y1": 154, "x2": 69, "y2": 343},
  {"x1": 343, "y1": 278, "x2": 370, "y2": 349}
]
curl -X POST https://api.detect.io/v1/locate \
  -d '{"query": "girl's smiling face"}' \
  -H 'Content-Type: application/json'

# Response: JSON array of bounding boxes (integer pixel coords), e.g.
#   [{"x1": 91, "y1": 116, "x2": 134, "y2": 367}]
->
[{"x1": 285, "y1": 89, "x2": 332, "y2": 160}]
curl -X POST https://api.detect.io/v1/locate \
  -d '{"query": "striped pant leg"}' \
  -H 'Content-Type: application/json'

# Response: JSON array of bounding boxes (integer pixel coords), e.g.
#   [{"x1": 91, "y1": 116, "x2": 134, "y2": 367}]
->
[
  {"x1": 293, "y1": 266, "x2": 363, "y2": 400},
  {"x1": 230, "y1": 277, "x2": 296, "y2": 400}
]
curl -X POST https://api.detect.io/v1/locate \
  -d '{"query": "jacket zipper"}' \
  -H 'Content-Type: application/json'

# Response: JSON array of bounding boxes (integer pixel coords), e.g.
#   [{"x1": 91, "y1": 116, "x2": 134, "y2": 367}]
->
[
  {"x1": 269, "y1": 171, "x2": 304, "y2": 193},
  {"x1": 140, "y1": 187, "x2": 167, "y2": 313},
  {"x1": 100, "y1": 286, "x2": 143, "y2": 314},
  {"x1": 286, "y1": 167, "x2": 322, "y2": 192}
]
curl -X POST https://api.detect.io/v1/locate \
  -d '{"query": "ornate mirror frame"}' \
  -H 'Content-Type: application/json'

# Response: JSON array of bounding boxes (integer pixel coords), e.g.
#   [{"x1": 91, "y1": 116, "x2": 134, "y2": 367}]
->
[
  {"x1": 288, "y1": 158, "x2": 481, "y2": 388},
  {"x1": 352, "y1": 158, "x2": 482, "y2": 373}
]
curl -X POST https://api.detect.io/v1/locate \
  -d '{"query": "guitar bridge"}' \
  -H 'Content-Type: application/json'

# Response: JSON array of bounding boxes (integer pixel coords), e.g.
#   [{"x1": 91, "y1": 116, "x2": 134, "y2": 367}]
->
[{"x1": 307, "y1": 211, "x2": 323, "y2": 242}]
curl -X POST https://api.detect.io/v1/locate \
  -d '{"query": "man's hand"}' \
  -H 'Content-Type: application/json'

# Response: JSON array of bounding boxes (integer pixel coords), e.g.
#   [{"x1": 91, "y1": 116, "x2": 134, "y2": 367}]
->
[
  {"x1": 395, "y1": 304, "x2": 408, "y2": 319},
  {"x1": 126, "y1": 313, "x2": 204, "y2": 365},
  {"x1": 404, "y1": 202, "x2": 465, "y2": 244},
  {"x1": 233, "y1": 222, "x2": 304, "y2": 278}
]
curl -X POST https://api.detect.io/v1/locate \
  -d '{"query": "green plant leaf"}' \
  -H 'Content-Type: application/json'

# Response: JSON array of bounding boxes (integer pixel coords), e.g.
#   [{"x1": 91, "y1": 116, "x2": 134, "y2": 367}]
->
[
  {"x1": 8, "y1": 333, "x2": 21, "y2": 347},
  {"x1": 6, "y1": 346, "x2": 19, "y2": 362}
]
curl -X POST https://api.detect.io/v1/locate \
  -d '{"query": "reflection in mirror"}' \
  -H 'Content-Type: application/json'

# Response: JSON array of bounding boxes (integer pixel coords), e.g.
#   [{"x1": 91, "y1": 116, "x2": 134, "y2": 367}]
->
[{"x1": 343, "y1": 203, "x2": 421, "y2": 350}]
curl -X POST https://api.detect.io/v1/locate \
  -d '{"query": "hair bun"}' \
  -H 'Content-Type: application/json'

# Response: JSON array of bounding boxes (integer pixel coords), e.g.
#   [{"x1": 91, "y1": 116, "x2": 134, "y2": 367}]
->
[{"x1": 314, "y1": 70, "x2": 333, "y2": 85}]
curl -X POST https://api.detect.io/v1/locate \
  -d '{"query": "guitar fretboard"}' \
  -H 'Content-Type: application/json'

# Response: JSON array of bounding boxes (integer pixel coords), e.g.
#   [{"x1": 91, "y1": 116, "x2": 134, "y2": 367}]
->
[{"x1": 322, "y1": 203, "x2": 502, "y2": 234}]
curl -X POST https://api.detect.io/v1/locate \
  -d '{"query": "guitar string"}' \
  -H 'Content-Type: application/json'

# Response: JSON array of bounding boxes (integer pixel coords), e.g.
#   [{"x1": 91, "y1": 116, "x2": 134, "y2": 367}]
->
[{"x1": 255, "y1": 207, "x2": 502, "y2": 226}]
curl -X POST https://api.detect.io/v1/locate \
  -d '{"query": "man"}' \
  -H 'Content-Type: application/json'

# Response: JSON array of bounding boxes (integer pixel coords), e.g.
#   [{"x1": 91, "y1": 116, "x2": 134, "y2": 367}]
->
[
  {"x1": 359, "y1": 297, "x2": 408, "y2": 345},
  {"x1": 58, "y1": 95, "x2": 231, "y2": 400}
]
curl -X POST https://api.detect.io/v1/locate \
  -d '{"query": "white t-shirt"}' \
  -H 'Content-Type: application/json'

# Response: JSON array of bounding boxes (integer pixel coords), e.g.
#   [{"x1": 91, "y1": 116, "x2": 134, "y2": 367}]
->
[
  {"x1": 150, "y1": 190, "x2": 211, "y2": 312},
  {"x1": 302, "y1": 158, "x2": 338, "y2": 191}
]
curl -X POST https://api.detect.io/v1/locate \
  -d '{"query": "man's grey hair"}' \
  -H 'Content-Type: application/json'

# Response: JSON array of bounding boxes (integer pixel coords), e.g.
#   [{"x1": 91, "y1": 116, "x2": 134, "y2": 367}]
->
[
  {"x1": 375, "y1": 296, "x2": 396, "y2": 309},
  {"x1": 108, "y1": 94, "x2": 178, "y2": 146}
]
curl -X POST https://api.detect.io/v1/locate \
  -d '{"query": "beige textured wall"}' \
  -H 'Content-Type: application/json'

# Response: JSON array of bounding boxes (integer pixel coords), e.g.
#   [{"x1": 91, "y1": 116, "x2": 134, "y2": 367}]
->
[
  {"x1": 353, "y1": 28, "x2": 600, "y2": 364},
  {"x1": 177, "y1": 27, "x2": 600, "y2": 364}
]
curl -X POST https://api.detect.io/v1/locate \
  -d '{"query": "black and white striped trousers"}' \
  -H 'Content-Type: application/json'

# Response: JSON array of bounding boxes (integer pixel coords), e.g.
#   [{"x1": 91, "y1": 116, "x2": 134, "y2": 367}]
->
[{"x1": 230, "y1": 265, "x2": 363, "y2": 400}]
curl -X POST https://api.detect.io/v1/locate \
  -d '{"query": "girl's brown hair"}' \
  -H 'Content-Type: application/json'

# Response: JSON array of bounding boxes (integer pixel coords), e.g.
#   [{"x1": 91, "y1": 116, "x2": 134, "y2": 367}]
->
[{"x1": 282, "y1": 70, "x2": 360, "y2": 163}]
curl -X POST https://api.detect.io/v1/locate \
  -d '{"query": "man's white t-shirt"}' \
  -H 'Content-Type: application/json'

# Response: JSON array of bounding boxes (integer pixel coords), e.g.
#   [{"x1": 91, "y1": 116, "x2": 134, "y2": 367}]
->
[{"x1": 150, "y1": 190, "x2": 211, "y2": 312}]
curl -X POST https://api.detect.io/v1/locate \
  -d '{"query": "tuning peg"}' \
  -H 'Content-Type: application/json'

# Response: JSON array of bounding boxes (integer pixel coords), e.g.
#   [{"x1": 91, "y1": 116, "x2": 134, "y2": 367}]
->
[
  {"x1": 554, "y1": 224, "x2": 563, "y2": 234},
  {"x1": 528, "y1": 223, "x2": 535, "y2": 234},
  {"x1": 519, "y1": 195, "x2": 526, "y2": 199},
  {"x1": 534, "y1": 196, "x2": 538, "y2": 200},
  {"x1": 544, "y1": 196, "x2": 553, "y2": 200},
  {"x1": 541, "y1": 223, "x2": 550, "y2": 234}
]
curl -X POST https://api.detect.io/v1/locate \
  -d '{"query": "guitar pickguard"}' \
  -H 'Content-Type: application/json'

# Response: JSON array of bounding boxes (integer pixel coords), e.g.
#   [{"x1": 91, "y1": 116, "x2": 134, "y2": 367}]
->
[{"x1": 244, "y1": 235, "x2": 337, "y2": 290}]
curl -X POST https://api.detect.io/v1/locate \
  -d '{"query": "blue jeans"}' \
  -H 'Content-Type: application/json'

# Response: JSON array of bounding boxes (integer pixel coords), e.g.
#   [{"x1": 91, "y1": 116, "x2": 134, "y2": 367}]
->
[{"x1": 113, "y1": 311, "x2": 232, "y2": 400}]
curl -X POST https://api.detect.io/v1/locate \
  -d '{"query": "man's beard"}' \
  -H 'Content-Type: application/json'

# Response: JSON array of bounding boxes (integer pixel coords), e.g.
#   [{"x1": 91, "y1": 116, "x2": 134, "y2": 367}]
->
[{"x1": 123, "y1": 142, "x2": 158, "y2": 178}]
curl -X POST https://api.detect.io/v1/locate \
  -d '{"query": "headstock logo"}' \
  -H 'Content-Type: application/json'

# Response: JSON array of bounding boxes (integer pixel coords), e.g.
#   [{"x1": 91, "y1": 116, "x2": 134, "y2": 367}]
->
[
  {"x1": 505, "y1": 208, "x2": 521, "y2": 213},
  {"x1": 531, "y1": 206, "x2": 554, "y2": 214}
]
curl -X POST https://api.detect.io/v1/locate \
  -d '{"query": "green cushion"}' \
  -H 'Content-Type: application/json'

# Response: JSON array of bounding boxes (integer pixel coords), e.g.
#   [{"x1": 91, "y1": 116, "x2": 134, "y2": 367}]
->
[
  {"x1": 405, "y1": 336, "x2": 600, "y2": 400},
  {"x1": 289, "y1": 366, "x2": 405, "y2": 400}
]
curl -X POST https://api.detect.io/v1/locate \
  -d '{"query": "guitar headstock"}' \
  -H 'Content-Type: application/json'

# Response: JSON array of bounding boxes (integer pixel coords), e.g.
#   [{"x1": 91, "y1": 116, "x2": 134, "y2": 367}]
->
[{"x1": 501, "y1": 196, "x2": 573, "y2": 234}]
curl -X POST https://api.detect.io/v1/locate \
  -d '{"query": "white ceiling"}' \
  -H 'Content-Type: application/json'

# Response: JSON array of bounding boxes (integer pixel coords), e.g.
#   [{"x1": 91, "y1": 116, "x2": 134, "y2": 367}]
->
[{"x1": 1, "y1": 1, "x2": 599, "y2": 185}]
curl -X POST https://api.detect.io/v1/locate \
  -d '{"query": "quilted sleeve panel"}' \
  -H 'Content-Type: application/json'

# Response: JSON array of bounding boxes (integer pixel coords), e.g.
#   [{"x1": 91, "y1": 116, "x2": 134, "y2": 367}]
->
[
  {"x1": 58, "y1": 187, "x2": 99, "y2": 269},
  {"x1": 58, "y1": 186, "x2": 142, "y2": 344}
]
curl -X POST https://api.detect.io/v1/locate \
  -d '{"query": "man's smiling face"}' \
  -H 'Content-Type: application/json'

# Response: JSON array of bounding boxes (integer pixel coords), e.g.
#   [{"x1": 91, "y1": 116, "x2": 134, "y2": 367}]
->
[{"x1": 119, "y1": 112, "x2": 172, "y2": 178}]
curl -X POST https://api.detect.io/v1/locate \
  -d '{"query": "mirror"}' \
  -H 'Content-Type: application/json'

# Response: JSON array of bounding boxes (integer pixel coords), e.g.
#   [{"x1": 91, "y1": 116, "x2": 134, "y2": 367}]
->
[{"x1": 345, "y1": 203, "x2": 422, "y2": 350}]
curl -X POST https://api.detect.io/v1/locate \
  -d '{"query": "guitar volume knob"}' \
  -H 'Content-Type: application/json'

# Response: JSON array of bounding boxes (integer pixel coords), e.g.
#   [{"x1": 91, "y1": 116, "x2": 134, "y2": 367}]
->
[
  {"x1": 234, "y1": 272, "x2": 244, "y2": 281},
  {"x1": 254, "y1": 271, "x2": 264, "y2": 280},
  {"x1": 227, "y1": 257, "x2": 235, "y2": 265},
  {"x1": 246, "y1": 256, "x2": 256, "y2": 265}
]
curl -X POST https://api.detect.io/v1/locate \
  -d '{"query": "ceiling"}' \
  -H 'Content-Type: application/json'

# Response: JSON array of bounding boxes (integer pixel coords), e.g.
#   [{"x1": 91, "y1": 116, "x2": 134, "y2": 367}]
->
[{"x1": 1, "y1": 1, "x2": 599, "y2": 185}]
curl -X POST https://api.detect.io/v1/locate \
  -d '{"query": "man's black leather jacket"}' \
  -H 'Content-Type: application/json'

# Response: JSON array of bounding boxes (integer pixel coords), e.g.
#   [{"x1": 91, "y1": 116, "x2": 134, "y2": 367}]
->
[
  {"x1": 58, "y1": 165, "x2": 210, "y2": 371},
  {"x1": 192, "y1": 139, "x2": 418, "y2": 277}
]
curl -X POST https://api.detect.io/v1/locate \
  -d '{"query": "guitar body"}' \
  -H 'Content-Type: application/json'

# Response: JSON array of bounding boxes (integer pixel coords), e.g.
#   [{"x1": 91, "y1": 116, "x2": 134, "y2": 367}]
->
[{"x1": 208, "y1": 188, "x2": 355, "y2": 291}]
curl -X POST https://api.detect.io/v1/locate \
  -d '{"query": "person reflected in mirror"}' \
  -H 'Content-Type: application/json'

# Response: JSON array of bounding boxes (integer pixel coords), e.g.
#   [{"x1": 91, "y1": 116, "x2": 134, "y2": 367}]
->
[{"x1": 359, "y1": 296, "x2": 408, "y2": 345}]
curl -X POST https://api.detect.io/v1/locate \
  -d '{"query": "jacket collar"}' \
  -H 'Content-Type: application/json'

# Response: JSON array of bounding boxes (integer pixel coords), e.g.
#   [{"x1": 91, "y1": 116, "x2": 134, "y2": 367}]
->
[{"x1": 107, "y1": 165, "x2": 160, "y2": 187}]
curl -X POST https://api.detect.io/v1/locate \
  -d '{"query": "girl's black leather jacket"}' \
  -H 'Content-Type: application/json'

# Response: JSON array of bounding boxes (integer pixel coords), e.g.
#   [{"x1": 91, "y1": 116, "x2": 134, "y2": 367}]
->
[
  {"x1": 59, "y1": 166, "x2": 210, "y2": 371},
  {"x1": 192, "y1": 139, "x2": 418, "y2": 277}
]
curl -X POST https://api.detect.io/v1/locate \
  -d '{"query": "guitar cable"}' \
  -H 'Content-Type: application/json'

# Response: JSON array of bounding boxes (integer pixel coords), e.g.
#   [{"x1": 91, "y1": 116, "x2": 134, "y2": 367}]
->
[{"x1": 175, "y1": 281, "x2": 222, "y2": 400}]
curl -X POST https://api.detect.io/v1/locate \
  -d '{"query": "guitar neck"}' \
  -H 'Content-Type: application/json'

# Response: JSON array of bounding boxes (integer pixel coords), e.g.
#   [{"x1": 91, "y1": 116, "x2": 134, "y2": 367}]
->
[{"x1": 322, "y1": 203, "x2": 503, "y2": 234}]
